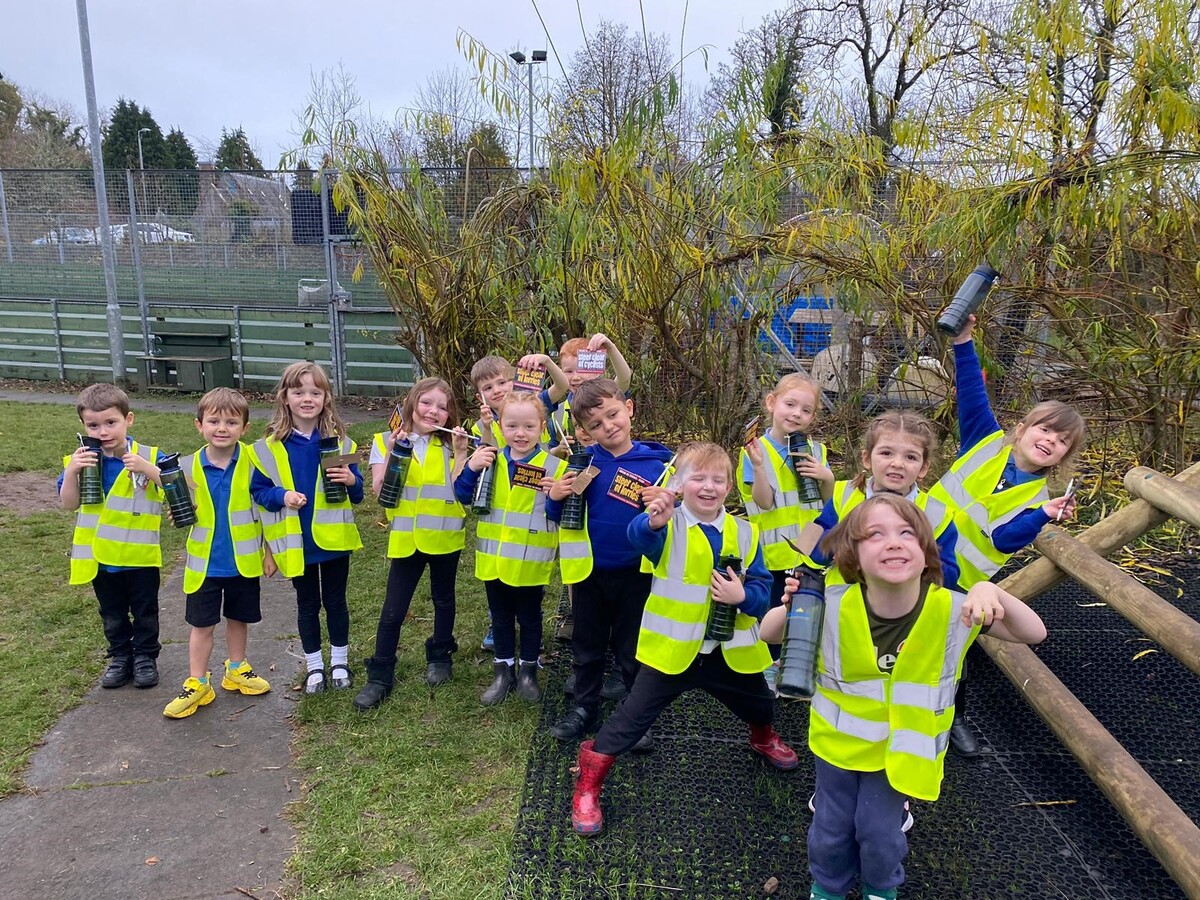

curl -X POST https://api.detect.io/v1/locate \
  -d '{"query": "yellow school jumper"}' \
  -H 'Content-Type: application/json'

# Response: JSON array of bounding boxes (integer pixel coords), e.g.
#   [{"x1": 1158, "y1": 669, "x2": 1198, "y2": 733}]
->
[{"x1": 182, "y1": 445, "x2": 264, "y2": 594}]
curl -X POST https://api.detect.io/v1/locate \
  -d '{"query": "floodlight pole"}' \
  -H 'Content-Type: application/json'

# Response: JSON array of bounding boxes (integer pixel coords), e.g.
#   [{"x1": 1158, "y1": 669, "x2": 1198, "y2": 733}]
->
[
  {"x1": 76, "y1": 0, "x2": 126, "y2": 384},
  {"x1": 137, "y1": 126, "x2": 151, "y2": 225},
  {"x1": 509, "y1": 50, "x2": 546, "y2": 173}
]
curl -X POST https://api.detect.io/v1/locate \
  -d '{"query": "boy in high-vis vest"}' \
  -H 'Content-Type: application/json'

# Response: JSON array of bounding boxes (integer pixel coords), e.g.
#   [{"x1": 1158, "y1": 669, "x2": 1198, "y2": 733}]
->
[
  {"x1": 59, "y1": 383, "x2": 167, "y2": 690},
  {"x1": 569, "y1": 442, "x2": 799, "y2": 836},
  {"x1": 760, "y1": 494, "x2": 1046, "y2": 900},
  {"x1": 164, "y1": 389, "x2": 273, "y2": 719}
]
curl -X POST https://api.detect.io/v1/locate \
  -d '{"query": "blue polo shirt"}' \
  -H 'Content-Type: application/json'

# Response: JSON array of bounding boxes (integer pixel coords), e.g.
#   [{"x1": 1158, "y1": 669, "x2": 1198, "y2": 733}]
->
[{"x1": 199, "y1": 446, "x2": 239, "y2": 577}]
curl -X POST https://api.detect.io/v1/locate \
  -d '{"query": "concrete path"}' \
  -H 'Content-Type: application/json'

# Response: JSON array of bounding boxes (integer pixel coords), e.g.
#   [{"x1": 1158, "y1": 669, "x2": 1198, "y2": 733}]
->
[{"x1": 0, "y1": 564, "x2": 307, "y2": 899}]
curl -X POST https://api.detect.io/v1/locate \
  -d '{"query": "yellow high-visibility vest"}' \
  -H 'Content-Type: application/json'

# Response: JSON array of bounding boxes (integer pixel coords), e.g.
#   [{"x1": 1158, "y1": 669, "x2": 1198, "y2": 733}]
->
[
  {"x1": 474, "y1": 449, "x2": 565, "y2": 587},
  {"x1": 182, "y1": 445, "x2": 264, "y2": 594},
  {"x1": 373, "y1": 432, "x2": 465, "y2": 558},
  {"x1": 739, "y1": 436, "x2": 829, "y2": 570}
]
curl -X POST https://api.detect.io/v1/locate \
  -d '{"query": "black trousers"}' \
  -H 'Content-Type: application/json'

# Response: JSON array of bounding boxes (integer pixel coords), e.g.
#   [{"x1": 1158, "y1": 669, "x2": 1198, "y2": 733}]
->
[
  {"x1": 372, "y1": 550, "x2": 461, "y2": 658},
  {"x1": 593, "y1": 649, "x2": 776, "y2": 756},
  {"x1": 292, "y1": 555, "x2": 351, "y2": 654},
  {"x1": 571, "y1": 567, "x2": 651, "y2": 716},
  {"x1": 92, "y1": 567, "x2": 161, "y2": 659},
  {"x1": 484, "y1": 579, "x2": 543, "y2": 662}
]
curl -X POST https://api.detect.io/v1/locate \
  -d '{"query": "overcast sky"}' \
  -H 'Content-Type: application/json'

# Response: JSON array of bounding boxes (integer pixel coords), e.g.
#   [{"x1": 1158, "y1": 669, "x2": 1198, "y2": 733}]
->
[{"x1": 3, "y1": 0, "x2": 784, "y2": 165}]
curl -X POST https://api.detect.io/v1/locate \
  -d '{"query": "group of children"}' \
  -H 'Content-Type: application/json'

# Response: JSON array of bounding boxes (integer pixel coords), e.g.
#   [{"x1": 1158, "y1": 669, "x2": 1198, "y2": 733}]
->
[{"x1": 59, "y1": 317, "x2": 1084, "y2": 900}]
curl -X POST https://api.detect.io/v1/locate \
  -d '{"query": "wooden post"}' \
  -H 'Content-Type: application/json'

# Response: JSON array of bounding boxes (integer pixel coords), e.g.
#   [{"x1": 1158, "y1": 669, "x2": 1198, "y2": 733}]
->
[
  {"x1": 980, "y1": 637, "x2": 1200, "y2": 896},
  {"x1": 999, "y1": 459, "x2": 1200, "y2": 602},
  {"x1": 1031, "y1": 528, "x2": 1200, "y2": 677},
  {"x1": 1124, "y1": 466, "x2": 1200, "y2": 531}
]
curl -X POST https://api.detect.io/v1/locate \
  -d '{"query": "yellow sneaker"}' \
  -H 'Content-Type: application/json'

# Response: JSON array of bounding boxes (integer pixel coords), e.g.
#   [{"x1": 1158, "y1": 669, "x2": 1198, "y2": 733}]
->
[
  {"x1": 163, "y1": 676, "x2": 216, "y2": 719},
  {"x1": 222, "y1": 659, "x2": 271, "y2": 695}
]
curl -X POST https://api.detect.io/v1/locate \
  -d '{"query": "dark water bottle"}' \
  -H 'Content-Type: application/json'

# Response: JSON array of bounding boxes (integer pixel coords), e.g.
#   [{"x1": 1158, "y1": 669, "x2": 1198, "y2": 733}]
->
[
  {"x1": 558, "y1": 448, "x2": 591, "y2": 530},
  {"x1": 776, "y1": 566, "x2": 826, "y2": 698},
  {"x1": 319, "y1": 436, "x2": 348, "y2": 504},
  {"x1": 471, "y1": 457, "x2": 496, "y2": 515},
  {"x1": 787, "y1": 432, "x2": 823, "y2": 504},
  {"x1": 705, "y1": 554, "x2": 743, "y2": 642},
  {"x1": 377, "y1": 438, "x2": 413, "y2": 509},
  {"x1": 157, "y1": 453, "x2": 197, "y2": 528},
  {"x1": 77, "y1": 434, "x2": 105, "y2": 506},
  {"x1": 936, "y1": 263, "x2": 1000, "y2": 336}
]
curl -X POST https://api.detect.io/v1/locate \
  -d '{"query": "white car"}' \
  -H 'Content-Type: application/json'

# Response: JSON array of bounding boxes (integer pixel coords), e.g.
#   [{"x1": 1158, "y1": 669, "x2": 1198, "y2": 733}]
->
[
  {"x1": 31, "y1": 227, "x2": 98, "y2": 246},
  {"x1": 108, "y1": 223, "x2": 196, "y2": 244}
]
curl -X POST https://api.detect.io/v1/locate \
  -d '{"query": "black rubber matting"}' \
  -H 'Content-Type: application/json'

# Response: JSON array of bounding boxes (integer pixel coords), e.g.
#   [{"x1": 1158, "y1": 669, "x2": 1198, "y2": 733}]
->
[{"x1": 507, "y1": 563, "x2": 1200, "y2": 899}]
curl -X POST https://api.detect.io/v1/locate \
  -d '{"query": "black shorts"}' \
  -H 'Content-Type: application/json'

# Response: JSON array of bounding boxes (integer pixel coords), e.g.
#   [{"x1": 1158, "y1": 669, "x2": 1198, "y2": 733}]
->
[{"x1": 185, "y1": 575, "x2": 262, "y2": 628}]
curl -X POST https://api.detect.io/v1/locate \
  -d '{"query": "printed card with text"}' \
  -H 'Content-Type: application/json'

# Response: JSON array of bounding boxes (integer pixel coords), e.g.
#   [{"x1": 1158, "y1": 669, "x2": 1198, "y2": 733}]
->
[
  {"x1": 742, "y1": 415, "x2": 761, "y2": 446},
  {"x1": 511, "y1": 461, "x2": 546, "y2": 491},
  {"x1": 513, "y1": 365, "x2": 545, "y2": 392},
  {"x1": 570, "y1": 464, "x2": 601, "y2": 495},
  {"x1": 607, "y1": 467, "x2": 652, "y2": 508},
  {"x1": 575, "y1": 349, "x2": 607, "y2": 375},
  {"x1": 387, "y1": 404, "x2": 403, "y2": 433}
]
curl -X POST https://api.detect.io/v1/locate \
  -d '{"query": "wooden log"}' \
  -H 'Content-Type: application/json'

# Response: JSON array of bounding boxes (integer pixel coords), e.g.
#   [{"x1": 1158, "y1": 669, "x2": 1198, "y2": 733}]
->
[
  {"x1": 980, "y1": 637, "x2": 1200, "y2": 897},
  {"x1": 1032, "y1": 528, "x2": 1200, "y2": 677},
  {"x1": 1124, "y1": 466, "x2": 1200, "y2": 531},
  {"x1": 999, "y1": 459, "x2": 1200, "y2": 602}
]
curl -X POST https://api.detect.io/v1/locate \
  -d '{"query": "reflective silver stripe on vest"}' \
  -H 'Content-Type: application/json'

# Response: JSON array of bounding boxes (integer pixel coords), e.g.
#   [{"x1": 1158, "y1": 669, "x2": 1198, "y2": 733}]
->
[
  {"x1": 890, "y1": 728, "x2": 949, "y2": 760},
  {"x1": 652, "y1": 579, "x2": 711, "y2": 605},
  {"x1": 922, "y1": 495, "x2": 947, "y2": 530},
  {"x1": 401, "y1": 486, "x2": 420, "y2": 503},
  {"x1": 723, "y1": 621, "x2": 762, "y2": 648},
  {"x1": 72, "y1": 544, "x2": 95, "y2": 560},
  {"x1": 816, "y1": 673, "x2": 887, "y2": 701},
  {"x1": 422, "y1": 483, "x2": 456, "y2": 502},
  {"x1": 642, "y1": 610, "x2": 706, "y2": 643},
  {"x1": 268, "y1": 532, "x2": 303, "y2": 554},
  {"x1": 811, "y1": 692, "x2": 890, "y2": 743},
  {"x1": 891, "y1": 680, "x2": 958, "y2": 712},
  {"x1": 234, "y1": 537, "x2": 262, "y2": 557},
  {"x1": 106, "y1": 494, "x2": 160, "y2": 514},
  {"x1": 503, "y1": 511, "x2": 536, "y2": 531},
  {"x1": 95, "y1": 524, "x2": 158, "y2": 544},
  {"x1": 76, "y1": 512, "x2": 100, "y2": 529},
  {"x1": 389, "y1": 516, "x2": 415, "y2": 533},
  {"x1": 415, "y1": 514, "x2": 457, "y2": 531},
  {"x1": 314, "y1": 508, "x2": 355, "y2": 527},
  {"x1": 991, "y1": 489, "x2": 1049, "y2": 529},
  {"x1": 821, "y1": 582, "x2": 848, "y2": 682},
  {"x1": 495, "y1": 542, "x2": 556, "y2": 564},
  {"x1": 958, "y1": 539, "x2": 1000, "y2": 578},
  {"x1": 229, "y1": 509, "x2": 257, "y2": 527},
  {"x1": 190, "y1": 526, "x2": 212, "y2": 543},
  {"x1": 559, "y1": 541, "x2": 591, "y2": 559},
  {"x1": 186, "y1": 555, "x2": 207, "y2": 576},
  {"x1": 252, "y1": 439, "x2": 283, "y2": 484},
  {"x1": 477, "y1": 538, "x2": 500, "y2": 556},
  {"x1": 761, "y1": 523, "x2": 801, "y2": 547}
]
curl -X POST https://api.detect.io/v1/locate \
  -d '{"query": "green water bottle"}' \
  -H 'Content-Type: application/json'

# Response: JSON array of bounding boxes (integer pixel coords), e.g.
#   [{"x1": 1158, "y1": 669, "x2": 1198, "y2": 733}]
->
[
  {"x1": 704, "y1": 554, "x2": 742, "y2": 642},
  {"x1": 77, "y1": 434, "x2": 105, "y2": 506},
  {"x1": 319, "y1": 436, "x2": 348, "y2": 504},
  {"x1": 377, "y1": 438, "x2": 413, "y2": 509},
  {"x1": 158, "y1": 453, "x2": 197, "y2": 528},
  {"x1": 787, "y1": 432, "x2": 823, "y2": 505}
]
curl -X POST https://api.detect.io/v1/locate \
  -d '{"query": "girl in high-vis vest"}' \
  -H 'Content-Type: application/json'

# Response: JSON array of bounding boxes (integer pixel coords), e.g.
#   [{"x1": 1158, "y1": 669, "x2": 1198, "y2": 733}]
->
[
  {"x1": 930, "y1": 314, "x2": 1085, "y2": 758},
  {"x1": 739, "y1": 373, "x2": 833, "y2": 667},
  {"x1": 353, "y1": 378, "x2": 471, "y2": 711},
  {"x1": 453, "y1": 391, "x2": 567, "y2": 707},
  {"x1": 249, "y1": 362, "x2": 363, "y2": 695},
  {"x1": 569, "y1": 443, "x2": 800, "y2": 837},
  {"x1": 808, "y1": 411, "x2": 960, "y2": 592},
  {"x1": 760, "y1": 494, "x2": 1046, "y2": 900}
]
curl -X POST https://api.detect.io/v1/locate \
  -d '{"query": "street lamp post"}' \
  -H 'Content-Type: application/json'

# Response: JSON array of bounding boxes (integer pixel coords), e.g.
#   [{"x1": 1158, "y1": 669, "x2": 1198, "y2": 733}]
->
[
  {"x1": 136, "y1": 126, "x2": 151, "y2": 228},
  {"x1": 509, "y1": 49, "x2": 547, "y2": 172}
]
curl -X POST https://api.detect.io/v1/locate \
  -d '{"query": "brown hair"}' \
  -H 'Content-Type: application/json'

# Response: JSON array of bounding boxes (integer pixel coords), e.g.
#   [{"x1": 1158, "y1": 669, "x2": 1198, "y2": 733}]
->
[
  {"x1": 77, "y1": 383, "x2": 130, "y2": 418},
  {"x1": 1012, "y1": 401, "x2": 1087, "y2": 475},
  {"x1": 559, "y1": 337, "x2": 589, "y2": 361},
  {"x1": 400, "y1": 377, "x2": 458, "y2": 432},
  {"x1": 851, "y1": 410, "x2": 940, "y2": 492},
  {"x1": 674, "y1": 441, "x2": 734, "y2": 487},
  {"x1": 470, "y1": 355, "x2": 514, "y2": 388},
  {"x1": 820, "y1": 494, "x2": 944, "y2": 587},
  {"x1": 571, "y1": 377, "x2": 625, "y2": 422},
  {"x1": 197, "y1": 387, "x2": 250, "y2": 426},
  {"x1": 265, "y1": 361, "x2": 344, "y2": 441},
  {"x1": 498, "y1": 390, "x2": 547, "y2": 425}
]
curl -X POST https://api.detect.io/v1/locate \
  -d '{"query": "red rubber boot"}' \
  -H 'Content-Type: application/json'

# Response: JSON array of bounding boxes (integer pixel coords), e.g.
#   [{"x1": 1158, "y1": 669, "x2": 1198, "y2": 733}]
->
[
  {"x1": 749, "y1": 723, "x2": 800, "y2": 770},
  {"x1": 571, "y1": 739, "x2": 617, "y2": 835}
]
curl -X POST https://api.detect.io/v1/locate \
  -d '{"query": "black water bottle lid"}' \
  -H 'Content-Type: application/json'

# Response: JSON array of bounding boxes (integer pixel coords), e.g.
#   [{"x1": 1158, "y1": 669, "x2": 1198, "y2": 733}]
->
[{"x1": 158, "y1": 452, "x2": 181, "y2": 473}]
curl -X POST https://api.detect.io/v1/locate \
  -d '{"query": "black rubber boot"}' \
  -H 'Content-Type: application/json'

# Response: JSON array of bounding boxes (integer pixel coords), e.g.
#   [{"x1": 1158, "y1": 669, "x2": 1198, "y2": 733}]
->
[
  {"x1": 481, "y1": 661, "x2": 515, "y2": 706},
  {"x1": 353, "y1": 656, "x2": 396, "y2": 711},
  {"x1": 515, "y1": 661, "x2": 541, "y2": 703},
  {"x1": 425, "y1": 637, "x2": 458, "y2": 687}
]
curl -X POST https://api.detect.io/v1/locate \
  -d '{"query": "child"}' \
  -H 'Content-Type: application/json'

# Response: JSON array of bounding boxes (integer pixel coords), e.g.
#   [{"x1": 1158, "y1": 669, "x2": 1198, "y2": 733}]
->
[
  {"x1": 164, "y1": 388, "x2": 273, "y2": 719},
  {"x1": 250, "y1": 362, "x2": 363, "y2": 694},
  {"x1": 569, "y1": 442, "x2": 799, "y2": 835},
  {"x1": 544, "y1": 377, "x2": 674, "y2": 741},
  {"x1": 740, "y1": 373, "x2": 834, "y2": 673},
  {"x1": 59, "y1": 383, "x2": 166, "y2": 690},
  {"x1": 550, "y1": 333, "x2": 632, "y2": 448},
  {"x1": 808, "y1": 411, "x2": 960, "y2": 591},
  {"x1": 930, "y1": 315, "x2": 1085, "y2": 755},
  {"x1": 354, "y1": 378, "x2": 470, "y2": 710},
  {"x1": 760, "y1": 494, "x2": 1046, "y2": 900},
  {"x1": 453, "y1": 392, "x2": 566, "y2": 705}
]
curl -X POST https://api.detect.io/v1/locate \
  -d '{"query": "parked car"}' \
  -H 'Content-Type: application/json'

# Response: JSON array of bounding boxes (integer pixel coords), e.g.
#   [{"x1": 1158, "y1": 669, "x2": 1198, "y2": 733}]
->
[
  {"x1": 31, "y1": 227, "x2": 98, "y2": 246},
  {"x1": 108, "y1": 223, "x2": 196, "y2": 244}
]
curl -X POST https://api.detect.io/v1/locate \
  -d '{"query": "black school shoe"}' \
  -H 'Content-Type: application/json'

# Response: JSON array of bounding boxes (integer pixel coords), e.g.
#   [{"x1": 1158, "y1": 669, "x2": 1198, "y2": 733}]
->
[
  {"x1": 550, "y1": 706, "x2": 598, "y2": 742},
  {"x1": 101, "y1": 655, "x2": 133, "y2": 689},
  {"x1": 132, "y1": 655, "x2": 159, "y2": 689},
  {"x1": 949, "y1": 718, "x2": 981, "y2": 757}
]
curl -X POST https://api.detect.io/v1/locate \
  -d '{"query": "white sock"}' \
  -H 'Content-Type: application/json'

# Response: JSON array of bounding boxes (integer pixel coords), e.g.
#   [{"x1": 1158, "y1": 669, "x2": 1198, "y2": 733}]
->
[
  {"x1": 495, "y1": 657, "x2": 515, "y2": 667},
  {"x1": 519, "y1": 659, "x2": 540, "y2": 668},
  {"x1": 330, "y1": 645, "x2": 349, "y2": 668},
  {"x1": 305, "y1": 650, "x2": 324, "y2": 672}
]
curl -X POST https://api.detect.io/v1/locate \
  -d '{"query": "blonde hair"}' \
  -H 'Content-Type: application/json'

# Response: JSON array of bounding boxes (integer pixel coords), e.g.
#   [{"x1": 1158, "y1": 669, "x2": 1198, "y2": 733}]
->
[
  {"x1": 197, "y1": 387, "x2": 250, "y2": 426},
  {"x1": 266, "y1": 362, "x2": 344, "y2": 441},
  {"x1": 1011, "y1": 401, "x2": 1087, "y2": 475},
  {"x1": 400, "y1": 377, "x2": 458, "y2": 432},
  {"x1": 77, "y1": 383, "x2": 130, "y2": 418},
  {"x1": 674, "y1": 441, "x2": 734, "y2": 486},
  {"x1": 766, "y1": 373, "x2": 820, "y2": 420},
  {"x1": 499, "y1": 390, "x2": 547, "y2": 425},
  {"x1": 470, "y1": 355, "x2": 514, "y2": 388},
  {"x1": 851, "y1": 411, "x2": 940, "y2": 492},
  {"x1": 821, "y1": 494, "x2": 944, "y2": 587}
]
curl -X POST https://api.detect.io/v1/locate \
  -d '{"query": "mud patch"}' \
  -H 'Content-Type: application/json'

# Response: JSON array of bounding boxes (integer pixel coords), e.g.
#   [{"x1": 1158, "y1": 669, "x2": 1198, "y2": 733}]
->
[{"x1": 0, "y1": 472, "x2": 60, "y2": 515}]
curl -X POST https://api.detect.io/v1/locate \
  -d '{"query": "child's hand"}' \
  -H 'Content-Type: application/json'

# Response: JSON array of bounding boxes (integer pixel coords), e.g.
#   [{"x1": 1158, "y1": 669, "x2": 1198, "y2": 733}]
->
[
  {"x1": 262, "y1": 551, "x2": 278, "y2": 579},
  {"x1": 325, "y1": 465, "x2": 355, "y2": 486},
  {"x1": 468, "y1": 445, "x2": 498, "y2": 473},
  {"x1": 953, "y1": 313, "x2": 977, "y2": 345},
  {"x1": 744, "y1": 438, "x2": 764, "y2": 468},
  {"x1": 711, "y1": 567, "x2": 746, "y2": 605},
  {"x1": 587, "y1": 333, "x2": 614, "y2": 352},
  {"x1": 123, "y1": 452, "x2": 156, "y2": 478},
  {"x1": 537, "y1": 476, "x2": 557, "y2": 494},
  {"x1": 517, "y1": 353, "x2": 549, "y2": 372},
  {"x1": 388, "y1": 426, "x2": 408, "y2": 449},
  {"x1": 961, "y1": 585, "x2": 1005, "y2": 628},
  {"x1": 548, "y1": 443, "x2": 570, "y2": 460},
  {"x1": 644, "y1": 490, "x2": 673, "y2": 530},
  {"x1": 780, "y1": 574, "x2": 800, "y2": 607},
  {"x1": 547, "y1": 471, "x2": 576, "y2": 501},
  {"x1": 67, "y1": 444, "x2": 98, "y2": 474},
  {"x1": 478, "y1": 397, "x2": 494, "y2": 428},
  {"x1": 450, "y1": 426, "x2": 469, "y2": 455},
  {"x1": 1044, "y1": 493, "x2": 1077, "y2": 522},
  {"x1": 641, "y1": 485, "x2": 676, "y2": 511},
  {"x1": 795, "y1": 455, "x2": 834, "y2": 486},
  {"x1": 284, "y1": 490, "x2": 307, "y2": 510}
]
